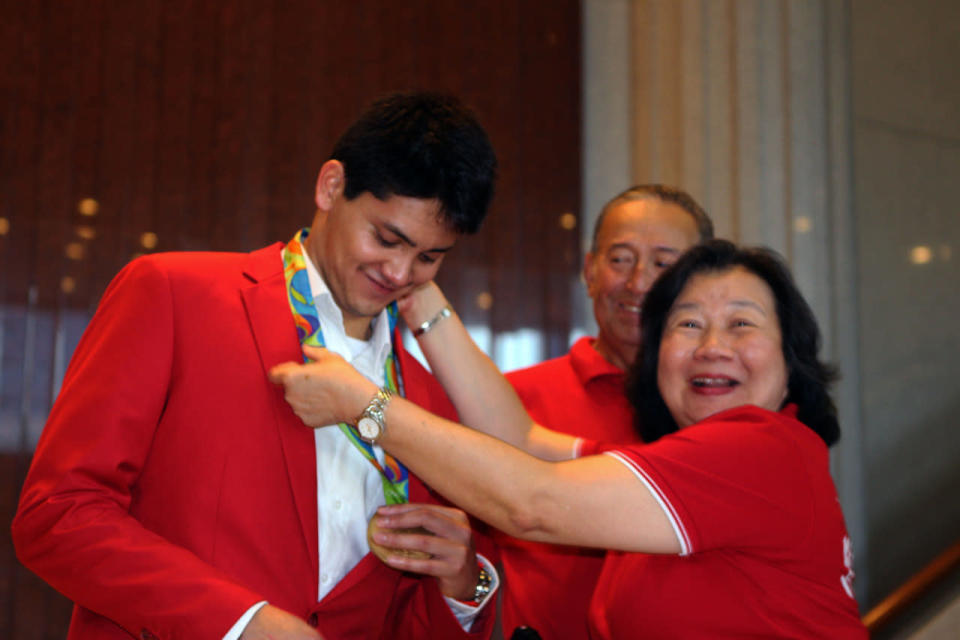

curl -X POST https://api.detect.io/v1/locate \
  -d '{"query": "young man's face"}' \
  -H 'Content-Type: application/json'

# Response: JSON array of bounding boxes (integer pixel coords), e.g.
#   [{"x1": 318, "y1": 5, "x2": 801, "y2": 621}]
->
[
  {"x1": 307, "y1": 161, "x2": 457, "y2": 338},
  {"x1": 583, "y1": 198, "x2": 700, "y2": 370}
]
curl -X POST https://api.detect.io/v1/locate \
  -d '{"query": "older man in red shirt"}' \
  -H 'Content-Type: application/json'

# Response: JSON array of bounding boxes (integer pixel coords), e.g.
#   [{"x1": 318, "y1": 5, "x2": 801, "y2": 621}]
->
[{"x1": 500, "y1": 185, "x2": 713, "y2": 639}]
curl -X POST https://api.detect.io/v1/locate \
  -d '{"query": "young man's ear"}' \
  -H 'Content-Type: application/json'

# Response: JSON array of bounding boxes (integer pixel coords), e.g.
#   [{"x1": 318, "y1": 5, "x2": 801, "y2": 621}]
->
[{"x1": 314, "y1": 160, "x2": 346, "y2": 210}]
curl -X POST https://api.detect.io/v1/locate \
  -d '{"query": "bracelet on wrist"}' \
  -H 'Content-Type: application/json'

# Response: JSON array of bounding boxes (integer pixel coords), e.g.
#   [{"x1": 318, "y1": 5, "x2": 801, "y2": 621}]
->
[
  {"x1": 455, "y1": 562, "x2": 492, "y2": 607},
  {"x1": 412, "y1": 304, "x2": 452, "y2": 337}
]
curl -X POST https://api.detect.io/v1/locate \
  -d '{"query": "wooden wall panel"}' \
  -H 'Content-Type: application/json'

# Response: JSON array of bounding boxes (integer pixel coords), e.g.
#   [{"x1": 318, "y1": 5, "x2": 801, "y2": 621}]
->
[{"x1": 0, "y1": 2, "x2": 580, "y2": 636}]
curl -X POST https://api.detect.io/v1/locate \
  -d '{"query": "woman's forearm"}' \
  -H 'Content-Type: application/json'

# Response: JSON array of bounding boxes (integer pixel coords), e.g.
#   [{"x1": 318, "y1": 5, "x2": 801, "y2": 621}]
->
[
  {"x1": 376, "y1": 395, "x2": 680, "y2": 554},
  {"x1": 403, "y1": 286, "x2": 575, "y2": 461},
  {"x1": 269, "y1": 347, "x2": 680, "y2": 554},
  {"x1": 381, "y1": 395, "x2": 554, "y2": 537}
]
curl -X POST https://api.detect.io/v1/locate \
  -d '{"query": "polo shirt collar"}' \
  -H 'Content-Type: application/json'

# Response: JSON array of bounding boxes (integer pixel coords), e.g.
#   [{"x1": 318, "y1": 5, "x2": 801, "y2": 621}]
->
[{"x1": 569, "y1": 336, "x2": 625, "y2": 386}]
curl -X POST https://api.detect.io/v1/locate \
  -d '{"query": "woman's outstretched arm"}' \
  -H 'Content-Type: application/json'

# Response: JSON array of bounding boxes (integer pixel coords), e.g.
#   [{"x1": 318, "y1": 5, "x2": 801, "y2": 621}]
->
[
  {"x1": 398, "y1": 282, "x2": 577, "y2": 461},
  {"x1": 269, "y1": 347, "x2": 679, "y2": 556}
]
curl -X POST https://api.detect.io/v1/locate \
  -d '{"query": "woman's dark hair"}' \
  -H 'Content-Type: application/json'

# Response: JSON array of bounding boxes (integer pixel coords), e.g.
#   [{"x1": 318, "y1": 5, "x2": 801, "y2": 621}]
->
[
  {"x1": 331, "y1": 91, "x2": 497, "y2": 235},
  {"x1": 626, "y1": 239, "x2": 840, "y2": 446}
]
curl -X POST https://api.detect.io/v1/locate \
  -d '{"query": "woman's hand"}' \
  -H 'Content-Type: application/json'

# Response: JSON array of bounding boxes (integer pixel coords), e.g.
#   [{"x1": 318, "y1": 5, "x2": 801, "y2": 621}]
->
[
  {"x1": 396, "y1": 281, "x2": 450, "y2": 330},
  {"x1": 268, "y1": 346, "x2": 376, "y2": 427}
]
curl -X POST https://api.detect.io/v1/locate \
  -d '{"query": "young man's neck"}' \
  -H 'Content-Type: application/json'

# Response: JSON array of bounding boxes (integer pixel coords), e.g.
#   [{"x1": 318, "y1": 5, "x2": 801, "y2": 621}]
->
[{"x1": 343, "y1": 315, "x2": 374, "y2": 341}]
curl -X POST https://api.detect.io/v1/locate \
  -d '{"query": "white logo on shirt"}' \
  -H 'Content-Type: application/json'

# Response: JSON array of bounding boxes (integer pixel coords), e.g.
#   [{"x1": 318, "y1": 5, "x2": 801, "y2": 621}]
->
[{"x1": 841, "y1": 535, "x2": 856, "y2": 598}]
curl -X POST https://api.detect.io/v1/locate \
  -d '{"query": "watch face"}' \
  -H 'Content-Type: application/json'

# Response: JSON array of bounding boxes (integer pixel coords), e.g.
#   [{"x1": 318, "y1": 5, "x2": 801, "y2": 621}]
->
[{"x1": 357, "y1": 416, "x2": 381, "y2": 441}]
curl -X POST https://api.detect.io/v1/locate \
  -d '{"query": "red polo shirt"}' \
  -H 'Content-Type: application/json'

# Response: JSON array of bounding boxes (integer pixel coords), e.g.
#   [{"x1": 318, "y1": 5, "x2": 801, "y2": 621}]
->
[
  {"x1": 585, "y1": 405, "x2": 867, "y2": 639},
  {"x1": 499, "y1": 337, "x2": 640, "y2": 639}
]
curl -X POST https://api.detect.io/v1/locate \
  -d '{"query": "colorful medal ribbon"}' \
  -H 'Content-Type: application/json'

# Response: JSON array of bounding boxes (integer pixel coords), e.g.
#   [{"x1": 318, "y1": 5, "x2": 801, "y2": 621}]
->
[{"x1": 282, "y1": 228, "x2": 409, "y2": 505}]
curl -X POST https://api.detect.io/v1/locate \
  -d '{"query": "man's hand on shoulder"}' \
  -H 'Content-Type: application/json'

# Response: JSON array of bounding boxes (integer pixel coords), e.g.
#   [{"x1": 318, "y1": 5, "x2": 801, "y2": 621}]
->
[
  {"x1": 240, "y1": 604, "x2": 324, "y2": 640},
  {"x1": 368, "y1": 503, "x2": 480, "y2": 600}
]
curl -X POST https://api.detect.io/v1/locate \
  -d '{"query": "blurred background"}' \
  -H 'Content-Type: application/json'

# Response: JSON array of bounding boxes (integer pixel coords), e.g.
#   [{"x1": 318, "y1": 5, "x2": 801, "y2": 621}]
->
[{"x1": 2, "y1": 1, "x2": 958, "y2": 638}]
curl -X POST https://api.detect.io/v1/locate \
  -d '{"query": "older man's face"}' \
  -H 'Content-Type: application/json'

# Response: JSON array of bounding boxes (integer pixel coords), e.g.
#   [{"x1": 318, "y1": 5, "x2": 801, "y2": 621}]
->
[{"x1": 584, "y1": 198, "x2": 700, "y2": 371}]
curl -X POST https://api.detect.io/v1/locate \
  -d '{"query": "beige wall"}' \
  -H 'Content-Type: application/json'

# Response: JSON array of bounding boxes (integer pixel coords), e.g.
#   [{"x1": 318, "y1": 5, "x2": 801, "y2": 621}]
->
[{"x1": 850, "y1": 0, "x2": 960, "y2": 607}]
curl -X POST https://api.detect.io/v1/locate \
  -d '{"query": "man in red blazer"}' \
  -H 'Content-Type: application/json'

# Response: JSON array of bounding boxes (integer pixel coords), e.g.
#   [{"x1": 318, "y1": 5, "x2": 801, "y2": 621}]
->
[{"x1": 12, "y1": 92, "x2": 499, "y2": 640}]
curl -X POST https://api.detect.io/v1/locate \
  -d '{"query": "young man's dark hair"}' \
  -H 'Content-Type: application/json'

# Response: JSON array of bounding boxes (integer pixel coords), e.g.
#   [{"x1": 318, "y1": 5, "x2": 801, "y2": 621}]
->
[{"x1": 332, "y1": 91, "x2": 498, "y2": 234}]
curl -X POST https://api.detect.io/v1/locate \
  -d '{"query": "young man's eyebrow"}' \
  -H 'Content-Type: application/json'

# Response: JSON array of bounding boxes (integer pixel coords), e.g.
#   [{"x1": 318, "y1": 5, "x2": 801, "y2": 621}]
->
[{"x1": 383, "y1": 222, "x2": 454, "y2": 253}]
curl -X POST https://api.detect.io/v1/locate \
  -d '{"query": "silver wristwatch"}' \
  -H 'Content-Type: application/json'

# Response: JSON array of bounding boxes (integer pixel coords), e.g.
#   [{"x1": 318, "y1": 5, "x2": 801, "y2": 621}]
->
[{"x1": 356, "y1": 388, "x2": 393, "y2": 444}]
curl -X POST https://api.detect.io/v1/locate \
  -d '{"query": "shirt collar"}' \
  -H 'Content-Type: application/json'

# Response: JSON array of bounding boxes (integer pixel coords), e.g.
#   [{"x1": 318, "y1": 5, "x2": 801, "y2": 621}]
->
[{"x1": 569, "y1": 336, "x2": 625, "y2": 386}]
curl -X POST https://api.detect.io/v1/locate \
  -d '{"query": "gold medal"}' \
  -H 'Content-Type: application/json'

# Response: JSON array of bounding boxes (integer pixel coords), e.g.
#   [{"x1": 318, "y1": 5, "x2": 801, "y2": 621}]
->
[{"x1": 367, "y1": 516, "x2": 433, "y2": 562}]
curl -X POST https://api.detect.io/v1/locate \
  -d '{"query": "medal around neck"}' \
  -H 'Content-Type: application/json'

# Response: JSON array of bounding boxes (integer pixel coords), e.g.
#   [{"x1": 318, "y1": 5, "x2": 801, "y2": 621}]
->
[{"x1": 281, "y1": 228, "x2": 411, "y2": 505}]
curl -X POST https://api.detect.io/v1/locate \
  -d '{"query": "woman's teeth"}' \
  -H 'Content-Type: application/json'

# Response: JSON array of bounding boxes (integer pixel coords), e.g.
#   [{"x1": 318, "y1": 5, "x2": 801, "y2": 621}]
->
[{"x1": 691, "y1": 377, "x2": 738, "y2": 387}]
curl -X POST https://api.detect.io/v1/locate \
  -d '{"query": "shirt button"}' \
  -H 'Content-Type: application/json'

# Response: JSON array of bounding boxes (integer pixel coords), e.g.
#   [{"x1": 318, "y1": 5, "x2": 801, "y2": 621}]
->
[
  {"x1": 321, "y1": 573, "x2": 330, "y2": 584},
  {"x1": 334, "y1": 499, "x2": 342, "y2": 510}
]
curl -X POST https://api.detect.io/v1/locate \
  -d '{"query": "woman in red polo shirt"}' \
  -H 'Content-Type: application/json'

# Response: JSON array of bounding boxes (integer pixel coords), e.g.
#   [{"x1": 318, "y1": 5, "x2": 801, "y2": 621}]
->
[{"x1": 271, "y1": 240, "x2": 868, "y2": 638}]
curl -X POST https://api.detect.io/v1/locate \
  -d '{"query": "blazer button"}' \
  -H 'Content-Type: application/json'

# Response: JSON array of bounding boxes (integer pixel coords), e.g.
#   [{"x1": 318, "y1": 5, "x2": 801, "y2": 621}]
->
[
  {"x1": 140, "y1": 630, "x2": 158, "y2": 640},
  {"x1": 307, "y1": 612, "x2": 319, "y2": 627}
]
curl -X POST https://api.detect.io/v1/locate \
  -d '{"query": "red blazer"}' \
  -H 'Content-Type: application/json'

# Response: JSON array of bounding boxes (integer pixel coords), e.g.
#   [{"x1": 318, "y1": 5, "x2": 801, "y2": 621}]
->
[{"x1": 12, "y1": 243, "x2": 494, "y2": 640}]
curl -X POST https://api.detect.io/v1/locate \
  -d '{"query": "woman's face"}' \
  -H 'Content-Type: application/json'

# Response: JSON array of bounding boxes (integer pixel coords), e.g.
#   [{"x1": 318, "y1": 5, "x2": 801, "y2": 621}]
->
[{"x1": 657, "y1": 266, "x2": 789, "y2": 428}]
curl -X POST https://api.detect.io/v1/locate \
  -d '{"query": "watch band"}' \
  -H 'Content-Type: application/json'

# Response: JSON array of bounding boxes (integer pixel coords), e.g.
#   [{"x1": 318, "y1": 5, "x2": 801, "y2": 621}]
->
[
  {"x1": 356, "y1": 388, "x2": 393, "y2": 443},
  {"x1": 472, "y1": 566, "x2": 493, "y2": 604},
  {"x1": 456, "y1": 562, "x2": 493, "y2": 607}
]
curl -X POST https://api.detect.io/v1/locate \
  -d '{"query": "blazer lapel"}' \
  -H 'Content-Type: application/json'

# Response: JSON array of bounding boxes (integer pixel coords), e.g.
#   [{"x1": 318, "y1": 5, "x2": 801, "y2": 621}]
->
[{"x1": 239, "y1": 243, "x2": 319, "y2": 575}]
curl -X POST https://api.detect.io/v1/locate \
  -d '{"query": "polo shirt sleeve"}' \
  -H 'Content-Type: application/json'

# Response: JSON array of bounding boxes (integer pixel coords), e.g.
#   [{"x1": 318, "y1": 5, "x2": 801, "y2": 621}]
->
[{"x1": 602, "y1": 407, "x2": 814, "y2": 557}]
